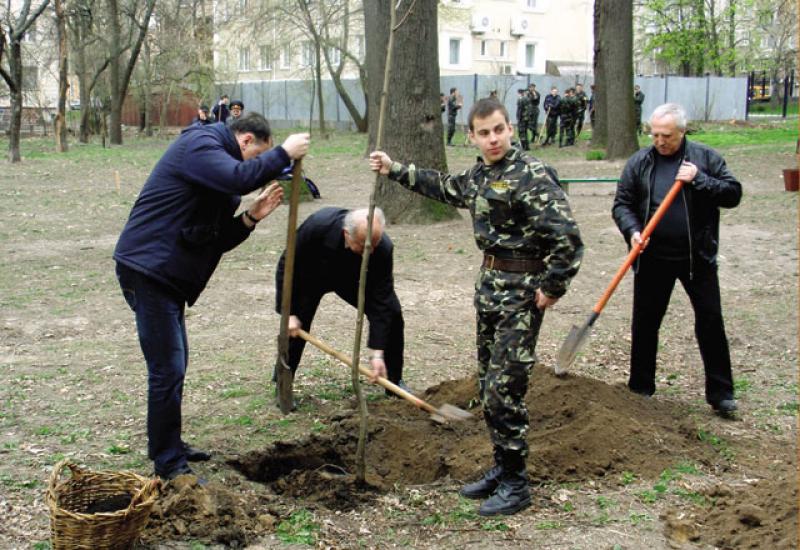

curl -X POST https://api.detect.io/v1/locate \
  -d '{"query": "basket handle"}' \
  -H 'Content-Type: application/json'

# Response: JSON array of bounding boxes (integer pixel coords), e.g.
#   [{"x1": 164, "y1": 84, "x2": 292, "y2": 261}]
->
[
  {"x1": 48, "y1": 460, "x2": 85, "y2": 491},
  {"x1": 128, "y1": 478, "x2": 161, "y2": 510}
]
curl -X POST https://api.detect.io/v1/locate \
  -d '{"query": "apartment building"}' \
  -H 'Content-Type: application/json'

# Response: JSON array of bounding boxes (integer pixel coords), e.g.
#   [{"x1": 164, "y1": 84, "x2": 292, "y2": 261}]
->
[{"x1": 213, "y1": 0, "x2": 594, "y2": 84}]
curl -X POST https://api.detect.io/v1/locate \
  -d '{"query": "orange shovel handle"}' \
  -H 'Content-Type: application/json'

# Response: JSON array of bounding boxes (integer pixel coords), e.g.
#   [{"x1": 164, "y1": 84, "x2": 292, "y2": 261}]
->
[{"x1": 592, "y1": 179, "x2": 684, "y2": 314}]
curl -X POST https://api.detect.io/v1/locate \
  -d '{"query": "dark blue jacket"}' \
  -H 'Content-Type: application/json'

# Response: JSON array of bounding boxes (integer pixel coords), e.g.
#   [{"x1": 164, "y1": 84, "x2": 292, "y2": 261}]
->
[
  {"x1": 543, "y1": 94, "x2": 560, "y2": 116},
  {"x1": 114, "y1": 122, "x2": 291, "y2": 305}
]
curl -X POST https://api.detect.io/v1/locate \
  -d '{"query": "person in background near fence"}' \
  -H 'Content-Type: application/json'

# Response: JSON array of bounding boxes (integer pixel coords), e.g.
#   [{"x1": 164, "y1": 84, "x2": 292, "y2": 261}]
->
[
  {"x1": 634, "y1": 85, "x2": 645, "y2": 136},
  {"x1": 440, "y1": 92, "x2": 446, "y2": 114},
  {"x1": 273, "y1": 206, "x2": 413, "y2": 407},
  {"x1": 212, "y1": 94, "x2": 229, "y2": 124},
  {"x1": 516, "y1": 89, "x2": 531, "y2": 150},
  {"x1": 542, "y1": 86, "x2": 560, "y2": 146},
  {"x1": 558, "y1": 88, "x2": 577, "y2": 148},
  {"x1": 527, "y1": 83, "x2": 541, "y2": 145},
  {"x1": 574, "y1": 84, "x2": 588, "y2": 137},
  {"x1": 369, "y1": 98, "x2": 583, "y2": 517},
  {"x1": 114, "y1": 112, "x2": 310, "y2": 481},
  {"x1": 588, "y1": 84, "x2": 596, "y2": 128},
  {"x1": 446, "y1": 87, "x2": 462, "y2": 146},
  {"x1": 193, "y1": 105, "x2": 212, "y2": 126},
  {"x1": 226, "y1": 100, "x2": 245, "y2": 127},
  {"x1": 611, "y1": 102, "x2": 741, "y2": 418}
]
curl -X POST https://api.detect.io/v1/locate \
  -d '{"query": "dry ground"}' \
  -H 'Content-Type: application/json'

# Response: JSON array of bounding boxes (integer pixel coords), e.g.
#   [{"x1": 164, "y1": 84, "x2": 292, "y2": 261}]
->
[{"x1": 0, "y1": 124, "x2": 796, "y2": 549}]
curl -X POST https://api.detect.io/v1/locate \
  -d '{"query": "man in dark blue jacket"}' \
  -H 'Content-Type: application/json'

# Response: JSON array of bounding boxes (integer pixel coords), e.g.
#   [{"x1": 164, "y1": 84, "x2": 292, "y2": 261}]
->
[
  {"x1": 542, "y1": 87, "x2": 560, "y2": 146},
  {"x1": 274, "y1": 207, "x2": 411, "y2": 397},
  {"x1": 612, "y1": 103, "x2": 742, "y2": 417},
  {"x1": 114, "y1": 113, "x2": 310, "y2": 480}
]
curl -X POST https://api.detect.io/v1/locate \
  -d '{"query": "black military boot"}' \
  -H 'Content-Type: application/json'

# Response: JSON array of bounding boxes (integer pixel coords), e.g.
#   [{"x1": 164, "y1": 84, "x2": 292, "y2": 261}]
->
[
  {"x1": 460, "y1": 450, "x2": 503, "y2": 499},
  {"x1": 478, "y1": 451, "x2": 531, "y2": 516}
]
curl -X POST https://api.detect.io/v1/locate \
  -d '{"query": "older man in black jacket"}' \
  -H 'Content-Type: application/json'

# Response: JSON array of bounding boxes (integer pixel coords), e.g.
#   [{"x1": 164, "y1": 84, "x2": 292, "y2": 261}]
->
[
  {"x1": 612, "y1": 103, "x2": 742, "y2": 417},
  {"x1": 275, "y1": 207, "x2": 410, "y2": 397}
]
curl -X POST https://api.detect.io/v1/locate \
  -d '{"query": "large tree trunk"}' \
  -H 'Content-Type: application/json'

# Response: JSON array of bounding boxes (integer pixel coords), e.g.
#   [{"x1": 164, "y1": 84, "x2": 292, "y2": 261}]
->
[
  {"x1": 591, "y1": 1, "x2": 607, "y2": 149},
  {"x1": 7, "y1": 41, "x2": 23, "y2": 162},
  {"x1": 365, "y1": 0, "x2": 458, "y2": 224},
  {"x1": 55, "y1": 0, "x2": 69, "y2": 152},
  {"x1": 601, "y1": 0, "x2": 638, "y2": 160}
]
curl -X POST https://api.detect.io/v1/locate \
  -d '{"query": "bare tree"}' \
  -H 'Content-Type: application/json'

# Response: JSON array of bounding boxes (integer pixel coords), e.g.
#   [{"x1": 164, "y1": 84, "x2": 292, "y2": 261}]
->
[
  {"x1": 591, "y1": 0, "x2": 607, "y2": 149},
  {"x1": 106, "y1": 0, "x2": 155, "y2": 145},
  {"x1": 0, "y1": 0, "x2": 52, "y2": 162},
  {"x1": 54, "y1": 0, "x2": 68, "y2": 151},
  {"x1": 365, "y1": 0, "x2": 458, "y2": 224}
]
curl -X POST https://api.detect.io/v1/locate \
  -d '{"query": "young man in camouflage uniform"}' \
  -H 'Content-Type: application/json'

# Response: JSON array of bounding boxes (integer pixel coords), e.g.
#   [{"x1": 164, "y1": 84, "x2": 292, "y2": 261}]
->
[
  {"x1": 527, "y1": 83, "x2": 541, "y2": 145},
  {"x1": 516, "y1": 89, "x2": 531, "y2": 150},
  {"x1": 574, "y1": 83, "x2": 588, "y2": 137},
  {"x1": 446, "y1": 87, "x2": 462, "y2": 146},
  {"x1": 634, "y1": 85, "x2": 645, "y2": 135},
  {"x1": 370, "y1": 98, "x2": 583, "y2": 516},
  {"x1": 558, "y1": 88, "x2": 577, "y2": 147}
]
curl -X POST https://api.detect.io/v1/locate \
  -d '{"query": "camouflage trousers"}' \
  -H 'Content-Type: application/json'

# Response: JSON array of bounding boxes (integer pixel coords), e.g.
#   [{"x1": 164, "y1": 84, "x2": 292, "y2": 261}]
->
[{"x1": 475, "y1": 272, "x2": 545, "y2": 458}]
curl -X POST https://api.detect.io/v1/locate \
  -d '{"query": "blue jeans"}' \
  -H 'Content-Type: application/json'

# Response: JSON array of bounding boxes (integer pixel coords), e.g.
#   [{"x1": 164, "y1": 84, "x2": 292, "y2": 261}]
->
[{"x1": 116, "y1": 263, "x2": 189, "y2": 476}]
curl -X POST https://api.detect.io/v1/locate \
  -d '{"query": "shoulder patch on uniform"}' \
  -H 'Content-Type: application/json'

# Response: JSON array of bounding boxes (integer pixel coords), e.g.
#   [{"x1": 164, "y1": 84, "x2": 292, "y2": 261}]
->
[{"x1": 489, "y1": 180, "x2": 510, "y2": 191}]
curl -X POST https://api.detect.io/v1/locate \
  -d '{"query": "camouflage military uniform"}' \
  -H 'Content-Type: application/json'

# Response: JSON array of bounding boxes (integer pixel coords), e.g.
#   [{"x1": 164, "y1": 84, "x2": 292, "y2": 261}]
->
[
  {"x1": 388, "y1": 148, "x2": 583, "y2": 458},
  {"x1": 558, "y1": 94, "x2": 576, "y2": 147},
  {"x1": 516, "y1": 92, "x2": 532, "y2": 150},
  {"x1": 574, "y1": 90, "x2": 588, "y2": 137},
  {"x1": 527, "y1": 89, "x2": 541, "y2": 144},
  {"x1": 634, "y1": 89, "x2": 645, "y2": 135}
]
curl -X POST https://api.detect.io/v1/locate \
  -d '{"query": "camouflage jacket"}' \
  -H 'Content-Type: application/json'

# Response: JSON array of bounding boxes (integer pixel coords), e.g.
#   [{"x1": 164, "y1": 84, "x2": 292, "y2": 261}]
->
[
  {"x1": 388, "y1": 148, "x2": 583, "y2": 299},
  {"x1": 575, "y1": 91, "x2": 588, "y2": 113}
]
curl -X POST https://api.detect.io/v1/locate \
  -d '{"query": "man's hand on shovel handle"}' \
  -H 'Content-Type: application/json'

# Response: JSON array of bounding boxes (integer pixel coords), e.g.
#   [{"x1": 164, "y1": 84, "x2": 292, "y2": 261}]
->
[
  {"x1": 631, "y1": 231, "x2": 650, "y2": 250},
  {"x1": 368, "y1": 354, "x2": 387, "y2": 383},
  {"x1": 288, "y1": 315, "x2": 302, "y2": 338}
]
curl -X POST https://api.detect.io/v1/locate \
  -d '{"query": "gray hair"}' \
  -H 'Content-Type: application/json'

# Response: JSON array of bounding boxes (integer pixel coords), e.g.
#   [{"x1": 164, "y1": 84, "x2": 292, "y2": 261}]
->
[
  {"x1": 343, "y1": 207, "x2": 386, "y2": 236},
  {"x1": 650, "y1": 103, "x2": 688, "y2": 130}
]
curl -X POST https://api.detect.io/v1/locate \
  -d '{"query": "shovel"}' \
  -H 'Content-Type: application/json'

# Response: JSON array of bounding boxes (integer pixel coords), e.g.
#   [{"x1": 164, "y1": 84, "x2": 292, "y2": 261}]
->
[
  {"x1": 556, "y1": 178, "x2": 685, "y2": 375},
  {"x1": 275, "y1": 160, "x2": 303, "y2": 414},
  {"x1": 296, "y1": 329, "x2": 473, "y2": 424}
]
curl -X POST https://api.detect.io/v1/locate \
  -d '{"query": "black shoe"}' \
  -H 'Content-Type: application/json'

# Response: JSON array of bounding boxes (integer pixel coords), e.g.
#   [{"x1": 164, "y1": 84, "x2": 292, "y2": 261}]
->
[
  {"x1": 386, "y1": 380, "x2": 414, "y2": 398},
  {"x1": 711, "y1": 399, "x2": 737, "y2": 417},
  {"x1": 157, "y1": 464, "x2": 192, "y2": 480},
  {"x1": 478, "y1": 471, "x2": 531, "y2": 516},
  {"x1": 182, "y1": 441, "x2": 211, "y2": 462},
  {"x1": 629, "y1": 387, "x2": 653, "y2": 399},
  {"x1": 460, "y1": 465, "x2": 503, "y2": 499}
]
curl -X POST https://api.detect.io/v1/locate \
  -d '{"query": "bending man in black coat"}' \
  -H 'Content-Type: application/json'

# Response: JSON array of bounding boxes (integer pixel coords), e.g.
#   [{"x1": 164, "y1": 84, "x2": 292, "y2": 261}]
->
[
  {"x1": 612, "y1": 103, "x2": 742, "y2": 417},
  {"x1": 275, "y1": 207, "x2": 410, "y2": 396}
]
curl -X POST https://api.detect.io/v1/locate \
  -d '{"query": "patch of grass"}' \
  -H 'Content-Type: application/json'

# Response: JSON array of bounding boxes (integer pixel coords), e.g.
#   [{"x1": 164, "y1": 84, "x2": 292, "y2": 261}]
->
[
  {"x1": 35, "y1": 426, "x2": 55, "y2": 436},
  {"x1": 629, "y1": 512, "x2": 653, "y2": 526},
  {"x1": 108, "y1": 444, "x2": 131, "y2": 455},
  {"x1": 689, "y1": 122, "x2": 797, "y2": 148},
  {"x1": 421, "y1": 512, "x2": 445, "y2": 526},
  {"x1": 535, "y1": 520, "x2": 562, "y2": 530},
  {"x1": 734, "y1": 378, "x2": 753, "y2": 394},
  {"x1": 777, "y1": 402, "x2": 799, "y2": 415},
  {"x1": 697, "y1": 428, "x2": 735, "y2": 459},
  {"x1": 448, "y1": 500, "x2": 479, "y2": 523},
  {"x1": 673, "y1": 488, "x2": 709, "y2": 506},
  {"x1": 225, "y1": 415, "x2": 254, "y2": 426},
  {"x1": 221, "y1": 386, "x2": 248, "y2": 399},
  {"x1": 586, "y1": 149, "x2": 605, "y2": 161},
  {"x1": 276, "y1": 509, "x2": 319, "y2": 545},
  {"x1": 596, "y1": 496, "x2": 616, "y2": 510},
  {"x1": 620, "y1": 471, "x2": 637, "y2": 485},
  {"x1": 32, "y1": 542, "x2": 51, "y2": 550},
  {"x1": 637, "y1": 489, "x2": 660, "y2": 504},
  {"x1": 481, "y1": 519, "x2": 510, "y2": 531}
]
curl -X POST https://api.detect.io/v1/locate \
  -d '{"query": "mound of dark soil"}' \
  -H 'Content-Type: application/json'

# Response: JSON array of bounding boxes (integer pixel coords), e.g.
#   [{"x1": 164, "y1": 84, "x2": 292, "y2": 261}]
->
[{"x1": 231, "y1": 364, "x2": 718, "y2": 502}]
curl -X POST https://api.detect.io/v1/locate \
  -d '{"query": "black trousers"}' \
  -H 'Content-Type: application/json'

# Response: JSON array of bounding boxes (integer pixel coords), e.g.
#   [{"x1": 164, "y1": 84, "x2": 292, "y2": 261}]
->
[
  {"x1": 288, "y1": 292, "x2": 405, "y2": 384},
  {"x1": 629, "y1": 254, "x2": 734, "y2": 404}
]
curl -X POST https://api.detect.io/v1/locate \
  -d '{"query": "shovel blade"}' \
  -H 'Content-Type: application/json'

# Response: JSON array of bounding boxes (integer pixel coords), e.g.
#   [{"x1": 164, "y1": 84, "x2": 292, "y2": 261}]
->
[
  {"x1": 435, "y1": 403, "x2": 474, "y2": 422},
  {"x1": 275, "y1": 355, "x2": 295, "y2": 414},
  {"x1": 556, "y1": 322, "x2": 592, "y2": 376}
]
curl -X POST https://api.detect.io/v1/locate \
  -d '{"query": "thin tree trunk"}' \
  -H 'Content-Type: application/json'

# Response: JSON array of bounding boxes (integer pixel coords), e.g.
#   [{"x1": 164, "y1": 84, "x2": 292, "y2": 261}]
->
[
  {"x1": 314, "y1": 40, "x2": 326, "y2": 136},
  {"x1": 108, "y1": 0, "x2": 122, "y2": 144},
  {"x1": 727, "y1": 0, "x2": 736, "y2": 76},
  {"x1": 55, "y1": 0, "x2": 69, "y2": 152},
  {"x1": 8, "y1": 41, "x2": 23, "y2": 162},
  {"x1": 591, "y1": 0, "x2": 607, "y2": 149}
]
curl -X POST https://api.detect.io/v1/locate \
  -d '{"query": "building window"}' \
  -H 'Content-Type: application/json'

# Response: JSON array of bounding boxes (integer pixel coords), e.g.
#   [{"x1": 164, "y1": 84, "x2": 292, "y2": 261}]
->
[
  {"x1": 499, "y1": 41, "x2": 507, "y2": 58},
  {"x1": 301, "y1": 41, "x2": 315, "y2": 66},
  {"x1": 525, "y1": 43, "x2": 535, "y2": 68},
  {"x1": 449, "y1": 38, "x2": 461, "y2": 65},
  {"x1": 523, "y1": 0, "x2": 536, "y2": 8},
  {"x1": 239, "y1": 47, "x2": 250, "y2": 71},
  {"x1": 480, "y1": 40, "x2": 487, "y2": 57},
  {"x1": 260, "y1": 45, "x2": 272, "y2": 70},
  {"x1": 281, "y1": 45, "x2": 292, "y2": 68},
  {"x1": 327, "y1": 46, "x2": 341, "y2": 65},
  {"x1": 22, "y1": 66, "x2": 38, "y2": 90}
]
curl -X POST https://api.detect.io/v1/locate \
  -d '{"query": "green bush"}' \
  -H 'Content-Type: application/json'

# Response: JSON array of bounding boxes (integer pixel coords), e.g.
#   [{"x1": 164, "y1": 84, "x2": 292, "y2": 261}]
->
[{"x1": 586, "y1": 150, "x2": 605, "y2": 161}]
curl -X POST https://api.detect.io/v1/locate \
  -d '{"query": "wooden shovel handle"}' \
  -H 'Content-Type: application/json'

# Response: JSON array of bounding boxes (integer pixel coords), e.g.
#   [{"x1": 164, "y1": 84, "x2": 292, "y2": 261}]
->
[
  {"x1": 593, "y1": 179, "x2": 684, "y2": 314},
  {"x1": 296, "y1": 329, "x2": 437, "y2": 415}
]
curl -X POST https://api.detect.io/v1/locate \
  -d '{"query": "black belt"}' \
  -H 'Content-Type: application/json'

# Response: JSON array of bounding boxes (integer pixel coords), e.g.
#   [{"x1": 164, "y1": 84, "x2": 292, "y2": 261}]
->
[{"x1": 482, "y1": 254, "x2": 543, "y2": 273}]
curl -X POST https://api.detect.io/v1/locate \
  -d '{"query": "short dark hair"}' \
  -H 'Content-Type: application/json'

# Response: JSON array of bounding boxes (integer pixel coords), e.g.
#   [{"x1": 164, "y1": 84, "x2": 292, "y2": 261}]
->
[
  {"x1": 229, "y1": 112, "x2": 272, "y2": 141},
  {"x1": 467, "y1": 98, "x2": 509, "y2": 131},
  {"x1": 450, "y1": 87, "x2": 457, "y2": 94},
  {"x1": 221, "y1": 94, "x2": 229, "y2": 99},
  {"x1": 199, "y1": 104, "x2": 209, "y2": 112}
]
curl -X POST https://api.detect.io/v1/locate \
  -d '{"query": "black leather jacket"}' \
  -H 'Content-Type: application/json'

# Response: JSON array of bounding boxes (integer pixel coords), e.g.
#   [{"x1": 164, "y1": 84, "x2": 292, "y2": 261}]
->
[{"x1": 612, "y1": 139, "x2": 742, "y2": 270}]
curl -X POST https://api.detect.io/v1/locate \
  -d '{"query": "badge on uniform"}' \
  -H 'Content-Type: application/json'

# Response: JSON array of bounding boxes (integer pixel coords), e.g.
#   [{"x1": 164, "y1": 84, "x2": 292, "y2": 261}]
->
[{"x1": 489, "y1": 180, "x2": 510, "y2": 191}]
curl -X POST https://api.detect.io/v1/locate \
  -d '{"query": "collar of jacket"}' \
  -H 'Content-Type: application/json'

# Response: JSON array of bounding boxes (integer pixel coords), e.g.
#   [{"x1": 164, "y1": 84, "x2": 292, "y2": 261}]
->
[
  {"x1": 181, "y1": 122, "x2": 243, "y2": 161},
  {"x1": 476, "y1": 147, "x2": 518, "y2": 172}
]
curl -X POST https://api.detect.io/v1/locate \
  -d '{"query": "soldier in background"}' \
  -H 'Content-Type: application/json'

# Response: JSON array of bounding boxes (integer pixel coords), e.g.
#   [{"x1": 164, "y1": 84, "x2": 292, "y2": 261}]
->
[
  {"x1": 634, "y1": 85, "x2": 645, "y2": 136},
  {"x1": 516, "y1": 89, "x2": 531, "y2": 150},
  {"x1": 527, "y1": 83, "x2": 541, "y2": 145},
  {"x1": 446, "y1": 87, "x2": 462, "y2": 146},
  {"x1": 574, "y1": 84, "x2": 588, "y2": 137},
  {"x1": 558, "y1": 88, "x2": 576, "y2": 147},
  {"x1": 370, "y1": 98, "x2": 583, "y2": 517},
  {"x1": 589, "y1": 84, "x2": 596, "y2": 127},
  {"x1": 542, "y1": 86, "x2": 560, "y2": 146}
]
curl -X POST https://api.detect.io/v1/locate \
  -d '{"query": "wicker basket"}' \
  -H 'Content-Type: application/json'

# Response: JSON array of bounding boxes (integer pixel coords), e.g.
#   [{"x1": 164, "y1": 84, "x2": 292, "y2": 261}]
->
[{"x1": 46, "y1": 460, "x2": 161, "y2": 550}]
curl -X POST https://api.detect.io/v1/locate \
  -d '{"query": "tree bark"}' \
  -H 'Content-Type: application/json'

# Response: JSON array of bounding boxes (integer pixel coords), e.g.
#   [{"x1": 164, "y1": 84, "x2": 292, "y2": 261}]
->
[
  {"x1": 7, "y1": 41, "x2": 23, "y2": 162},
  {"x1": 600, "y1": 0, "x2": 638, "y2": 160},
  {"x1": 55, "y1": 0, "x2": 69, "y2": 152},
  {"x1": 591, "y1": 0, "x2": 607, "y2": 149},
  {"x1": 365, "y1": 0, "x2": 458, "y2": 224}
]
